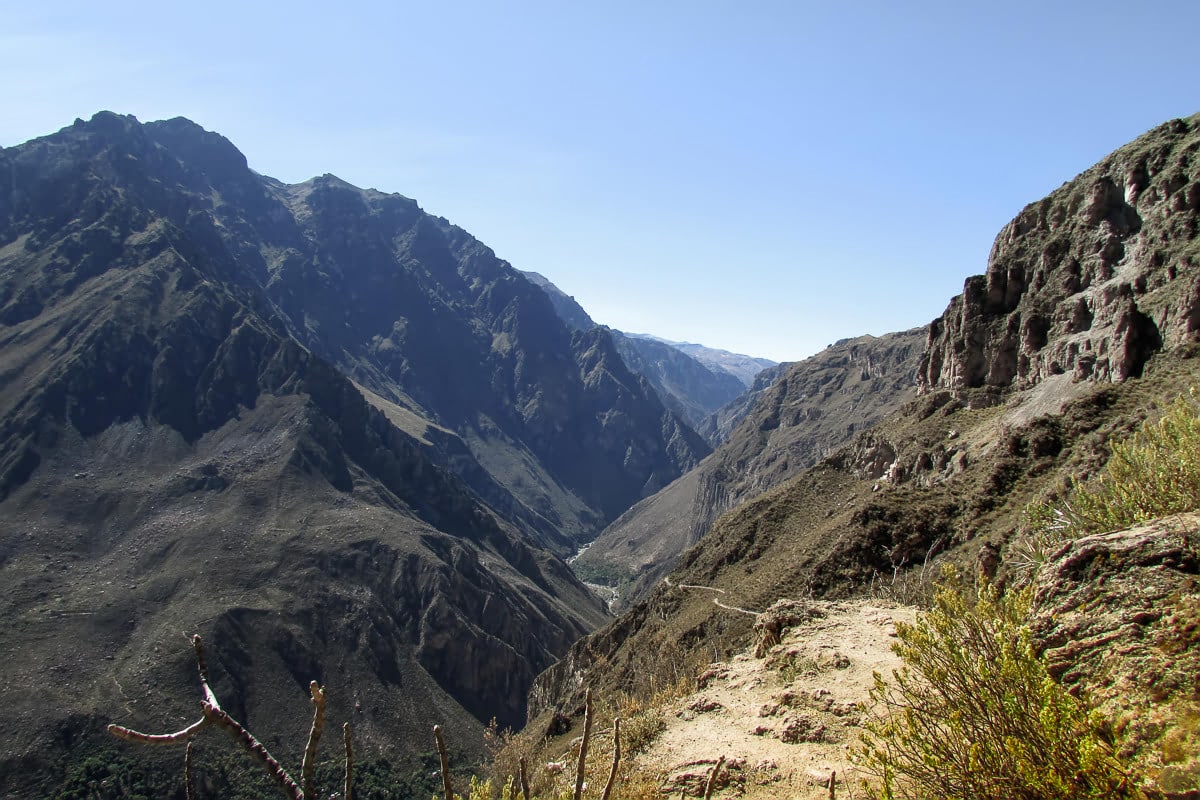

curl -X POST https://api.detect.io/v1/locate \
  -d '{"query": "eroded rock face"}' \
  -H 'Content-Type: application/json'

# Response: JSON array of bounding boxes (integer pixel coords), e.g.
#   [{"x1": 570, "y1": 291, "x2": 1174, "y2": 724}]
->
[
  {"x1": 1032, "y1": 516, "x2": 1200, "y2": 797},
  {"x1": 921, "y1": 115, "x2": 1200, "y2": 395}
]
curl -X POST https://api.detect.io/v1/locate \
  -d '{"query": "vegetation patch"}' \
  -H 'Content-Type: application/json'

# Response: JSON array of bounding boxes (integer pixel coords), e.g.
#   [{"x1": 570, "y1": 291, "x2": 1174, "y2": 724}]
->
[
  {"x1": 1028, "y1": 392, "x2": 1200, "y2": 541},
  {"x1": 854, "y1": 572, "x2": 1134, "y2": 799}
]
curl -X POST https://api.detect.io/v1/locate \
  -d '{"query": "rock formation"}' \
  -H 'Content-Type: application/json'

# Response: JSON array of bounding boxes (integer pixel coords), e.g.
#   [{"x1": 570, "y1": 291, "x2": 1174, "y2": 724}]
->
[{"x1": 921, "y1": 115, "x2": 1200, "y2": 394}]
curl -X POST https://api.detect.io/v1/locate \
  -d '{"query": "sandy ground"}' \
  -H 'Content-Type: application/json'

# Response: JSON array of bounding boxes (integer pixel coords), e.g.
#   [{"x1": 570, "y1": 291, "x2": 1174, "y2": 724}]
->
[{"x1": 634, "y1": 599, "x2": 917, "y2": 799}]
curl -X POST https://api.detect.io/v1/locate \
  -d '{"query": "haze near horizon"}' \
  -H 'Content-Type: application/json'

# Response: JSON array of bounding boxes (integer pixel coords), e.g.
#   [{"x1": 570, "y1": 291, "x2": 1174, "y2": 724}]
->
[{"x1": 3, "y1": 1, "x2": 1197, "y2": 362}]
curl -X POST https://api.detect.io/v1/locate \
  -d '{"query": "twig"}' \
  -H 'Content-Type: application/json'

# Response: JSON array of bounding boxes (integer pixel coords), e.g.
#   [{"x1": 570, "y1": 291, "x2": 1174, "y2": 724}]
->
[
  {"x1": 185, "y1": 740, "x2": 195, "y2": 800},
  {"x1": 343, "y1": 723, "x2": 354, "y2": 800},
  {"x1": 302, "y1": 681, "x2": 326, "y2": 799},
  {"x1": 108, "y1": 634, "x2": 307, "y2": 800},
  {"x1": 601, "y1": 717, "x2": 620, "y2": 800},
  {"x1": 108, "y1": 717, "x2": 209, "y2": 745},
  {"x1": 828, "y1": 769, "x2": 836, "y2": 799},
  {"x1": 434, "y1": 724, "x2": 454, "y2": 800},
  {"x1": 203, "y1": 701, "x2": 304, "y2": 799},
  {"x1": 519, "y1": 755, "x2": 531, "y2": 800},
  {"x1": 704, "y1": 755, "x2": 725, "y2": 800},
  {"x1": 574, "y1": 689, "x2": 593, "y2": 800}
]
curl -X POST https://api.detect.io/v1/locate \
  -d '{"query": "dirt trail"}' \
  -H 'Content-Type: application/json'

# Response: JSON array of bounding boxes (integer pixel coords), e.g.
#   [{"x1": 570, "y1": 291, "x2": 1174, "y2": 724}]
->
[{"x1": 635, "y1": 599, "x2": 916, "y2": 799}]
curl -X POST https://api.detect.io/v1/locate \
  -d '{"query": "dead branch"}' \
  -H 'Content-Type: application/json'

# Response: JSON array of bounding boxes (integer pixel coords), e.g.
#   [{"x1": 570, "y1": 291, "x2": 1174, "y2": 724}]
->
[
  {"x1": 108, "y1": 634, "x2": 305, "y2": 800},
  {"x1": 519, "y1": 755, "x2": 531, "y2": 800},
  {"x1": 185, "y1": 740, "x2": 195, "y2": 800},
  {"x1": 434, "y1": 724, "x2": 455, "y2": 800},
  {"x1": 302, "y1": 681, "x2": 326, "y2": 799},
  {"x1": 704, "y1": 755, "x2": 725, "y2": 800},
  {"x1": 573, "y1": 689, "x2": 593, "y2": 800},
  {"x1": 108, "y1": 717, "x2": 210, "y2": 745},
  {"x1": 203, "y1": 700, "x2": 304, "y2": 799},
  {"x1": 343, "y1": 722, "x2": 354, "y2": 800},
  {"x1": 600, "y1": 717, "x2": 620, "y2": 800}
]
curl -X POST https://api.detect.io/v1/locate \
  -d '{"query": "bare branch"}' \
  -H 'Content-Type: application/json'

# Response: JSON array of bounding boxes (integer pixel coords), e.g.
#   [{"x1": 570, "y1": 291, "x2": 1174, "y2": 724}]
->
[
  {"x1": 191, "y1": 634, "x2": 219, "y2": 708},
  {"x1": 107, "y1": 716, "x2": 210, "y2": 745},
  {"x1": 704, "y1": 755, "x2": 726, "y2": 800},
  {"x1": 518, "y1": 755, "x2": 531, "y2": 800},
  {"x1": 185, "y1": 740, "x2": 195, "y2": 800},
  {"x1": 601, "y1": 717, "x2": 620, "y2": 800},
  {"x1": 203, "y1": 701, "x2": 304, "y2": 800},
  {"x1": 343, "y1": 722, "x2": 354, "y2": 800},
  {"x1": 573, "y1": 689, "x2": 593, "y2": 800},
  {"x1": 302, "y1": 681, "x2": 326, "y2": 799},
  {"x1": 433, "y1": 724, "x2": 454, "y2": 800}
]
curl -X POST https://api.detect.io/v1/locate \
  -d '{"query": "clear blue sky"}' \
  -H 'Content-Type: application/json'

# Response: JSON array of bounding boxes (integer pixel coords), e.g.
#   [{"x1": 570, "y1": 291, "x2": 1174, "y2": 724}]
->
[{"x1": 3, "y1": 2, "x2": 1198, "y2": 362}]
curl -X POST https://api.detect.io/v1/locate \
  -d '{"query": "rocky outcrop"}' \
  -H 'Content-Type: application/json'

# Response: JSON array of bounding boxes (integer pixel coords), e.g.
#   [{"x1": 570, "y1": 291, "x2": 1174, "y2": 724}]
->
[
  {"x1": 1033, "y1": 516, "x2": 1200, "y2": 798},
  {"x1": 921, "y1": 114, "x2": 1200, "y2": 395}
]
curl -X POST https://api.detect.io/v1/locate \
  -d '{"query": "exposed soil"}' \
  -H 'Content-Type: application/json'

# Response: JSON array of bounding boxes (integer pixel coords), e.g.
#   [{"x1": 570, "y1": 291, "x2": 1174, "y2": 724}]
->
[{"x1": 631, "y1": 599, "x2": 916, "y2": 799}]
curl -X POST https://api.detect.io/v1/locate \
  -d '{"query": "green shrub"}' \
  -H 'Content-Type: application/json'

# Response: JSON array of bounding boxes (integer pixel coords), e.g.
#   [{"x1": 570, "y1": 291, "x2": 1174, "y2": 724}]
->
[
  {"x1": 1030, "y1": 392, "x2": 1200, "y2": 541},
  {"x1": 854, "y1": 572, "x2": 1134, "y2": 799}
]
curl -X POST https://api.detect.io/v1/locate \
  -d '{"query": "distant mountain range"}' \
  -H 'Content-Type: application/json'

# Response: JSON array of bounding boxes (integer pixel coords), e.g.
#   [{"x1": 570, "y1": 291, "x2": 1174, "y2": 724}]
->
[
  {"x1": 624, "y1": 332, "x2": 779, "y2": 387},
  {"x1": 520, "y1": 270, "x2": 776, "y2": 436}
]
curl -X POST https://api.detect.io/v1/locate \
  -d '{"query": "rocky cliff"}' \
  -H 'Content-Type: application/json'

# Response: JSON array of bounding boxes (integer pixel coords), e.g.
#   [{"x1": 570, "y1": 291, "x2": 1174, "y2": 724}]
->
[{"x1": 921, "y1": 114, "x2": 1200, "y2": 394}]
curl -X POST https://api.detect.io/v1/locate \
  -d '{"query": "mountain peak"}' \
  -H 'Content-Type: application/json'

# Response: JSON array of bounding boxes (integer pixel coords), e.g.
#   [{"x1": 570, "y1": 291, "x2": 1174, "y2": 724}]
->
[{"x1": 144, "y1": 116, "x2": 250, "y2": 180}]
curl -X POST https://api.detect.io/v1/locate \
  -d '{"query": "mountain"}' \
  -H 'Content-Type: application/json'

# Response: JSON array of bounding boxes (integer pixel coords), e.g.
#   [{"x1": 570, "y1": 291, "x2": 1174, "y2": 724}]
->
[
  {"x1": 695, "y1": 361, "x2": 790, "y2": 443},
  {"x1": 570, "y1": 328, "x2": 925, "y2": 600},
  {"x1": 609, "y1": 332, "x2": 747, "y2": 435},
  {"x1": 532, "y1": 113, "x2": 1200, "y2": 740},
  {"x1": 0, "y1": 112, "x2": 709, "y2": 794},
  {"x1": 520, "y1": 270, "x2": 595, "y2": 332},
  {"x1": 626, "y1": 333, "x2": 778, "y2": 387},
  {"x1": 519, "y1": 271, "x2": 749, "y2": 435}
]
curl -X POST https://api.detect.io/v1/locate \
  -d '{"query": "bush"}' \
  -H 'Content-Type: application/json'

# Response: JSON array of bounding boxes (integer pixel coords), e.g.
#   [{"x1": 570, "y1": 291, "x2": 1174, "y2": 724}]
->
[
  {"x1": 854, "y1": 572, "x2": 1134, "y2": 799},
  {"x1": 1030, "y1": 392, "x2": 1200, "y2": 541}
]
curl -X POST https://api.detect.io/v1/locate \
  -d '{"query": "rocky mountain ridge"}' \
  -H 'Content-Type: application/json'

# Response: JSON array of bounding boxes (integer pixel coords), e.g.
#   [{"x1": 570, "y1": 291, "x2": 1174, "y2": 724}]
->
[
  {"x1": 921, "y1": 115, "x2": 1200, "y2": 395},
  {"x1": 0, "y1": 111, "x2": 707, "y2": 794},
  {"x1": 626, "y1": 333, "x2": 778, "y2": 388},
  {"x1": 520, "y1": 270, "x2": 760, "y2": 436}
]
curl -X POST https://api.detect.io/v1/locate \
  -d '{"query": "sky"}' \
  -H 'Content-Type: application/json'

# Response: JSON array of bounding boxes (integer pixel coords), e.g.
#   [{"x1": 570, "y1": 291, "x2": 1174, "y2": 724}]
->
[{"x1": 2, "y1": 2, "x2": 1198, "y2": 363}]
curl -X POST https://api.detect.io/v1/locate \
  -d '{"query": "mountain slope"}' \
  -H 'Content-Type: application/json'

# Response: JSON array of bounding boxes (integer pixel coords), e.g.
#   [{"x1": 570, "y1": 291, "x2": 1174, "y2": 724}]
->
[
  {"x1": 572, "y1": 328, "x2": 925, "y2": 600},
  {"x1": 535, "y1": 112, "x2": 1200, "y2": 734},
  {"x1": 519, "y1": 271, "x2": 749, "y2": 434},
  {"x1": 0, "y1": 111, "x2": 706, "y2": 794},
  {"x1": 610, "y1": 331, "x2": 748, "y2": 434},
  {"x1": 627, "y1": 333, "x2": 778, "y2": 387}
]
